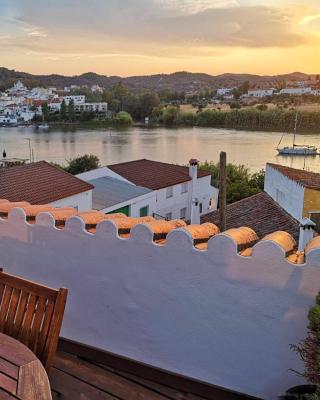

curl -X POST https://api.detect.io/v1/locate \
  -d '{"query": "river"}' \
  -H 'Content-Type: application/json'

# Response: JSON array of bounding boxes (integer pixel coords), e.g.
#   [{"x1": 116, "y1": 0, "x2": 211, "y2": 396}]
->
[{"x1": 1, "y1": 126, "x2": 320, "y2": 172}]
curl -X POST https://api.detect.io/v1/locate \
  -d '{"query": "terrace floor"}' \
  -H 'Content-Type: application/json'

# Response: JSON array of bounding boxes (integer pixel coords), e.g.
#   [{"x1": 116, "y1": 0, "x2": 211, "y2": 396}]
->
[
  {"x1": 50, "y1": 351, "x2": 210, "y2": 400},
  {"x1": 49, "y1": 340, "x2": 256, "y2": 400}
]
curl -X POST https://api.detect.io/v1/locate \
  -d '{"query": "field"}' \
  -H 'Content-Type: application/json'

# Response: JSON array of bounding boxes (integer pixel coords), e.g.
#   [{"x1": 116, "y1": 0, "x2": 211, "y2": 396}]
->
[{"x1": 180, "y1": 102, "x2": 320, "y2": 114}]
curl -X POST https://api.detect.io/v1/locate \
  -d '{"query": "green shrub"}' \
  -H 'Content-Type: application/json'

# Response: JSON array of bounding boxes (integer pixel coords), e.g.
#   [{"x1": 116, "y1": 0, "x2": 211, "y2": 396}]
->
[{"x1": 114, "y1": 111, "x2": 133, "y2": 126}]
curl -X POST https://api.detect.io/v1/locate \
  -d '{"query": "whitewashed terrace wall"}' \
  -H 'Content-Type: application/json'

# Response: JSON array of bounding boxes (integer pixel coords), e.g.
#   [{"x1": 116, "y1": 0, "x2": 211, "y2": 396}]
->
[
  {"x1": 1, "y1": 209, "x2": 320, "y2": 399},
  {"x1": 264, "y1": 165, "x2": 305, "y2": 221}
]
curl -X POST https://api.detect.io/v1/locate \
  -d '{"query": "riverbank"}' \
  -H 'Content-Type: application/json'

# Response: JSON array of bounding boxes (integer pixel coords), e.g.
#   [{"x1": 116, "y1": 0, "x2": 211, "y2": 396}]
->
[{"x1": 152, "y1": 107, "x2": 320, "y2": 134}]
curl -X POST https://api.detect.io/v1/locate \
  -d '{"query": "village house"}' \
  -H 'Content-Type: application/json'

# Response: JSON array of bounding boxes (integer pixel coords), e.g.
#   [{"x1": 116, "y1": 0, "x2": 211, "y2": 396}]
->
[
  {"x1": 78, "y1": 159, "x2": 219, "y2": 222},
  {"x1": 279, "y1": 87, "x2": 313, "y2": 95},
  {"x1": 0, "y1": 161, "x2": 93, "y2": 210},
  {"x1": 247, "y1": 88, "x2": 275, "y2": 98}
]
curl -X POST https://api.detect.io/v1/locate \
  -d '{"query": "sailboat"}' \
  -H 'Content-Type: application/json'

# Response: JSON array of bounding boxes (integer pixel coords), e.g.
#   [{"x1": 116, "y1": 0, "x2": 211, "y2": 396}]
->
[{"x1": 277, "y1": 112, "x2": 318, "y2": 156}]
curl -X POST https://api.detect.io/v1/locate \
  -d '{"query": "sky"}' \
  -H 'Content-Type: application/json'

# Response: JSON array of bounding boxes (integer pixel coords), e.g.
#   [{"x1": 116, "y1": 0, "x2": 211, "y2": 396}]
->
[{"x1": 0, "y1": 0, "x2": 320, "y2": 76}]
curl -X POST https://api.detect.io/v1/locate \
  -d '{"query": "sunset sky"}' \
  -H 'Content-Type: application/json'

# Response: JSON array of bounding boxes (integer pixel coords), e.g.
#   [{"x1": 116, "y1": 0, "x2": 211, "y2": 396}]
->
[{"x1": 1, "y1": 0, "x2": 320, "y2": 76}]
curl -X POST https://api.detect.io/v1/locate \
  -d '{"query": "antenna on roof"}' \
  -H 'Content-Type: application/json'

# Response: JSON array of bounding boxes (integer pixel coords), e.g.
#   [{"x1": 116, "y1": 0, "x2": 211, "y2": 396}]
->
[
  {"x1": 219, "y1": 151, "x2": 227, "y2": 232},
  {"x1": 2, "y1": 149, "x2": 6, "y2": 159}
]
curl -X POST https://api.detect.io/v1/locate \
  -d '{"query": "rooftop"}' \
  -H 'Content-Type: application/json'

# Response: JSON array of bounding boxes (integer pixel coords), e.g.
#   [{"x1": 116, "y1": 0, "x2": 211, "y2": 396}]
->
[
  {"x1": 0, "y1": 161, "x2": 93, "y2": 204},
  {"x1": 268, "y1": 163, "x2": 320, "y2": 190},
  {"x1": 201, "y1": 192, "x2": 300, "y2": 241},
  {"x1": 89, "y1": 176, "x2": 152, "y2": 210},
  {"x1": 108, "y1": 159, "x2": 211, "y2": 190},
  {"x1": 0, "y1": 197, "x2": 308, "y2": 263}
]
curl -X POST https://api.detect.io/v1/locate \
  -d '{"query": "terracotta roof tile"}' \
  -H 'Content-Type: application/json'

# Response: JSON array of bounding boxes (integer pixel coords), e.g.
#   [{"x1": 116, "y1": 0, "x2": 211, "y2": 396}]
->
[
  {"x1": 268, "y1": 163, "x2": 320, "y2": 190},
  {"x1": 108, "y1": 159, "x2": 211, "y2": 190},
  {"x1": 0, "y1": 198, "x2": 311, "y2": 263},
  {"x1": 0, "y1": 161, "x2": 94, "y2": 204},
  {"x1": 201, "y1": 192, "x2": 300, "y2": 241}
]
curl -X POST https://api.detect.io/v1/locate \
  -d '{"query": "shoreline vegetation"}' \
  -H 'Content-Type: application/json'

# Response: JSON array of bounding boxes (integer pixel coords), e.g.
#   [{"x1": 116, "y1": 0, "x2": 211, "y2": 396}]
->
[
  {"x1": 149, "y1": 106, "x2": 320, "y2": 133},
  {"x1": 44, "y1": 106, "x2": 320, "y2": 134},
  {"x1": 45, "y1": 108, "x2": 320, "y2": 133},
  {"x1": 32, "y1": 82, "x2": 320, "y2": 133}
]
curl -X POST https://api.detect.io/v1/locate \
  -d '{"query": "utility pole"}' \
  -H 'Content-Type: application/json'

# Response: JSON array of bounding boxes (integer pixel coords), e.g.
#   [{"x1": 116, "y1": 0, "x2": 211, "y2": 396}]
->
[
  {"x1": 25, "y1": 138, "x2": 31, "y2": 163},
  {"x1": 219, "y1": 151, "x2": 227, "y2": 232}
]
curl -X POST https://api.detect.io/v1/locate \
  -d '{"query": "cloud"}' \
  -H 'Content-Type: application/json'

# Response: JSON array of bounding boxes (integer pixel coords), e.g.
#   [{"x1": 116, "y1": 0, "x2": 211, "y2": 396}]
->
[{"x1": 0, "y1": 0, "x2": 310, "y2": 62}]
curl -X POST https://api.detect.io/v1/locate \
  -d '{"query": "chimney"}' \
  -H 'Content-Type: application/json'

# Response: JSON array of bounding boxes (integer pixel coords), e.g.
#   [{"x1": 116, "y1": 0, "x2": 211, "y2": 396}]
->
[
  {"x1": 298, "y1": 218, "x2": 316, "y2": 252},
  {"x1": 189, "y1": 158, "x2": 199, "y2": 180},
  {"x1": 189, "y1": 159, "x2": 200, "y2": 224}
]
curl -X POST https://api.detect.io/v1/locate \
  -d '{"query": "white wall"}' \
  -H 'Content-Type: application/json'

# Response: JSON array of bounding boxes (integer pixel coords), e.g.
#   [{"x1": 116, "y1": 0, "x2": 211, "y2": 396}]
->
[
  {"x1": 101, "y1": 191, "x2": 157, "y2": 218},
  {"x1": 1, "y1": 209, "x2": 320, "y2": 399},
  {"x1": 155, "y1": 176, "x2": 218, "y2": 220},
  {"x1": 50, "y1": 190, "x2": 92, "y2": 211},
  {"x1": 264, "y1": 165, "x2": 305, "y2": 221}
]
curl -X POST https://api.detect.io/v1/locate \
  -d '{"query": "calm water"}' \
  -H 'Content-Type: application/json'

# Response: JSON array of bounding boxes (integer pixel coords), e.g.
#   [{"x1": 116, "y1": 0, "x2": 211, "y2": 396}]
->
[{"x1": 1, "y1": 126, "x2": 320, "y2": 172}]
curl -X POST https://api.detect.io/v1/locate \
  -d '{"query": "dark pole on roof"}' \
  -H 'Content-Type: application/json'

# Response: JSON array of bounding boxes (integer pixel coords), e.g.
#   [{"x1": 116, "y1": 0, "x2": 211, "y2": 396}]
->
[{"x1": 219, "y1": 151, "x2": 227, "y2": 232}]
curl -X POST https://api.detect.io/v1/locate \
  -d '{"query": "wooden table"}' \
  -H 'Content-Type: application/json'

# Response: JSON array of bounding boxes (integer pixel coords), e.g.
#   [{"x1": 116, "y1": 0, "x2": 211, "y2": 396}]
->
[{"x1": 0, "y1": 333, "x2": 52, "y2": 399}]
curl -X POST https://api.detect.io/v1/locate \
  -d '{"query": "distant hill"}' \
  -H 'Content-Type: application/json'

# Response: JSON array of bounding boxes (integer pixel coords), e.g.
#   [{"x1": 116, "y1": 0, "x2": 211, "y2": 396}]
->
[{"x1": 0, "y1": 67, "x2": 317, "y2": 94}]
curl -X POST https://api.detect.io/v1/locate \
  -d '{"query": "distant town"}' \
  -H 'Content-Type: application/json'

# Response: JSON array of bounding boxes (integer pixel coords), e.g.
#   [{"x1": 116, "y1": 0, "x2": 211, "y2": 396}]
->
[{"x1": 1, "y1": 72, "x2": 320, "y2": 128}]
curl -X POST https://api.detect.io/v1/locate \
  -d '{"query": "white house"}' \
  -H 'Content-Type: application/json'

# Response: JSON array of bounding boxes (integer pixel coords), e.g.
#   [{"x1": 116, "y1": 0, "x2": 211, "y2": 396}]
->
[
  {"x1": 63, "y1": 95, "x2": 86, "y2": 105},
  {"x1": 91, "y1": 84, "x2": 104, "y2": 93},
  {"x1": 264, "y1": 163, "x2": 320, "y2": 223},
  {"x1": 216, "y1": 88, "x2": 235, "y2": 96},
  {"x1": 78, "y1": 159, "x2": 218, "y2": 222},
  {"x1": 280, "y1": 87, "x2": 312, "y2": 95},
  {"x1": 49, "y1": 98, "x2": 62, "y2": 112},
  {"x1": 247, "y1": 89, "x2": 274, "y2": 98},
  {"x1": 75, "y1": 102, "x2": 108, "y2": 114},
  {"x1": 0, "y1": 161, "x2": 93, "y2": 211}
]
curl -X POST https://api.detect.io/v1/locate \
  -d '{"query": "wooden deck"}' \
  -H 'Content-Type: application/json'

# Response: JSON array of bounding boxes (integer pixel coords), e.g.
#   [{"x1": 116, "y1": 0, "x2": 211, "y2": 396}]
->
[
  {"x1": 50, "y1": 350, "x2": 211, "y2": 400},
  {"x1": 49, "y1": 339, "x2": 260, "y2": 400}
]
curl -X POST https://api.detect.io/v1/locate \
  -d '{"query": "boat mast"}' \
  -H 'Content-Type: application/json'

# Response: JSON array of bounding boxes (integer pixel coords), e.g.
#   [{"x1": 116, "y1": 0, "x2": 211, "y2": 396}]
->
[{"x1": 293, "y1": 111, "x2": 298, "y2": 147}]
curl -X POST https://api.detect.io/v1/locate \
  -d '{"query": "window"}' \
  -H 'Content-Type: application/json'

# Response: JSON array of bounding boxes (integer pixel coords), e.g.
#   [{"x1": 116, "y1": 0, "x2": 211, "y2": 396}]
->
[
  {"x1": 181, "y1": 182, "x2": 188, "y2": 194},
  {"x1": 139, "y1": 206, "x2": 149, "y2": 217},
  {"x1": 199, "y1": 203, "x2": 203, "y2": 214},
  {"x1": 165, "y1": 212, "x2": 172, "y2": 220},
  {"x1": 166, "y1": 187, "x2": 173, "y2": 198},
  {"x1": 180, "y1": 207, "x2": 187, "y2": 219}
]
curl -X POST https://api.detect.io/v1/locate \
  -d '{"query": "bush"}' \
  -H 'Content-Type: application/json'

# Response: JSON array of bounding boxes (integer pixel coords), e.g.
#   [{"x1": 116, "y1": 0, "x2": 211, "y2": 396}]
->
[
  {"x1": 179, "y1": 112, "x2": 195, "y2": 126},
  {"x1": 114, "y1": 111, "x2": 133, "y2": 126},
  {"x1": 64, "y1": 154, "x2": 100, "y2": 175},
  {"x1": 162, "y1": 106, "x2": 180, "y2": 126},
  {"x1": 230, "y1": 102, "x2": 241, "y2": 109},
  {"x1": 291, "y1": 293, "x2": 320, "y2": 386}
]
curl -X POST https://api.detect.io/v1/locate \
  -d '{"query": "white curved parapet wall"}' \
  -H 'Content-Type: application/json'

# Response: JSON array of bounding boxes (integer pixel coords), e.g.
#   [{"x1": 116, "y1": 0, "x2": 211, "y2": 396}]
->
[{"x1": 1, "y1": 208, "x2": 320, "y2": 399}]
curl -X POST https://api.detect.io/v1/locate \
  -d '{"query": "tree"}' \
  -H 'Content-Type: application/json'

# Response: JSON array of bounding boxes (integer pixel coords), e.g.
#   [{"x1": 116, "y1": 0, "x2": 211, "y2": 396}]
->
[
  {"x1": 68, "y1": 99, "x2": 75, "y2": 121},
  {"x1": 60, "y1": 99, "x2": 67, "y2": 121},
  {"x1": 137, "y1": 92, "x2": 160, "y2": 119},
  {"x1": 64, "y1": 154, "x2": 100, "y2": 175},
  {"x1": 199, "y1": 161, "x2": 265, "y2": 204},
  {"x1": 114, "y1": 111, "x2": 133, "y2": 126},
  {"x1": 162, "y1": 106, "x2": 180, "y2": 126},
  {"x1": 41, "y1": 102, "x2": 49, "y2": 121}
]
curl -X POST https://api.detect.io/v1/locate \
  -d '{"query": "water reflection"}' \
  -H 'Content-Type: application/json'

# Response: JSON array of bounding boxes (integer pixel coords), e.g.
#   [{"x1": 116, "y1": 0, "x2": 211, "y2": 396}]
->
[{"x1": 1, "y1": 126, "x2": 320, "y2": 172}]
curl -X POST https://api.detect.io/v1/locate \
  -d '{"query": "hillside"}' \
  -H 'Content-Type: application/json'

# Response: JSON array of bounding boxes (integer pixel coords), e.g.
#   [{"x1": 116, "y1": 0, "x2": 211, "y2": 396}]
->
[{"x1": 0, "y1": 67, "x2": 316, "y2": 94}]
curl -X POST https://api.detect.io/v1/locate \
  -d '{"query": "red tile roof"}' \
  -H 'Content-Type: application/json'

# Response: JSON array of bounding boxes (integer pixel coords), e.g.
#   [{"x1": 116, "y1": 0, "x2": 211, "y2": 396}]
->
[
  {"x1": 108, "y1": 159, "x2": 211, "y2": 190},
  {"x1": 268, "y1": 163, "x2": 320, "y2": 190},
  {"x1": 201, "y1": 192, "x2": 300, "y2": 241},
  {"x1": 0, "y1": 161, "x2": 94, "y2": 204}
]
